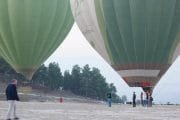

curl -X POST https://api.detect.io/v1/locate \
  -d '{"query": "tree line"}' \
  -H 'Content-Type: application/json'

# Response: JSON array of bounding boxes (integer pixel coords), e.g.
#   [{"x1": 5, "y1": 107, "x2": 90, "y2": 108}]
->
[{"x1": 0, "y1": 58, "x2": 127, "y2": 103}]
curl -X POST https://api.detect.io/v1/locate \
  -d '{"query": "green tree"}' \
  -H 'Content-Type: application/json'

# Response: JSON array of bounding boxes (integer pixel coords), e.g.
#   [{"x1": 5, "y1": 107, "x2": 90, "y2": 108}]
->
[
  {"x1": 32, "y1": 64, "x2": 49, "y2": 87},
  {"x1": 80, "y1": 64, "x2": 92, "y2": 97},
  {"x1": 70, "y1": 65, "x2": 82, "y2": 94},
  {"x1": 90, "y1": 67, "x2": 109, "y2": 100},
  {"x1": 48, "y1": 62, "x2": 63, "y2": 90},
  {"x1": 63, "y1": 70, "x2": 72, "y2": 90},
  {"x1": 109, "y1": 83, "x2": 117, "y2": 94}
]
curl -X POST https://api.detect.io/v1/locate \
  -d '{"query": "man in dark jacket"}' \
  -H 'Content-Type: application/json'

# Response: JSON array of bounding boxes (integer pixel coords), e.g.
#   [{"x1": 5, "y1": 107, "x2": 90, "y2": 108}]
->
[
  {"x1": 133, "y1": 92, "x2": 136, "y2": 107},
  {"x1": 5, "y1": 79, "x2": 20, "y2": 120}
]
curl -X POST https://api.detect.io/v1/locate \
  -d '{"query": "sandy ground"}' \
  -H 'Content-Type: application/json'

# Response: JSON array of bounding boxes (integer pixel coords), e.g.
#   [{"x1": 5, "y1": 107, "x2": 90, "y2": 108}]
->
[{"x1": 0, "y1": 101, "x2": 180, "y2": 120}]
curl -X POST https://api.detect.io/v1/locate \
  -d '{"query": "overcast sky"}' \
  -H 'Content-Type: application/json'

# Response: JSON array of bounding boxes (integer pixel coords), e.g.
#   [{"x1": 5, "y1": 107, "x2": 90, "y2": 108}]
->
[{"x1": 45, "y1": 24, "x2": 180, "y2": 104}]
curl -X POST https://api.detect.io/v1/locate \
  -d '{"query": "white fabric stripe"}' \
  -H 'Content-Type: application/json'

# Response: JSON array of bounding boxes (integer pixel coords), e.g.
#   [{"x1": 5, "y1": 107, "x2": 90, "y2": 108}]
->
[
  {"x1": 70, "y1": 0, "x2": 111, "y2": 63},
  {"x1": 117, "y1": 69, "x2": 160, "y2": 77}
]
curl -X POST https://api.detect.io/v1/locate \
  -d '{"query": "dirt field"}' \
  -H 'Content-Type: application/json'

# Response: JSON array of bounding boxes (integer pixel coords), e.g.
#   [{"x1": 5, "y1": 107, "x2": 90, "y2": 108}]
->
[{"x1": 0, "y1": 101, "x2": 180, "y2": 120}]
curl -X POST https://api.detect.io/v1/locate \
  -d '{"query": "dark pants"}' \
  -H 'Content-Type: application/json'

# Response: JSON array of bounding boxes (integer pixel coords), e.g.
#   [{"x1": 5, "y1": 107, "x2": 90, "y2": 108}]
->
[
  {"x1": 141, "y1": 100, "x2": 144, "y2": 106},
  {"x1": 133, "y1": 101, "x2": 136, "y2": 107},
  {"x1": 107, "y1": 98, "x2": 112, "y2": 107}
]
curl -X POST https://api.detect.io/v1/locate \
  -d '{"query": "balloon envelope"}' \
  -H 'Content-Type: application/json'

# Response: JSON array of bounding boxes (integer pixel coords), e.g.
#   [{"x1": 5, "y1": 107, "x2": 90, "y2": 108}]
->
[
  {"x1": 71, "y1": 0, "x2": 180, "y2": 91},
  {"x1": 0, "y1": 0, "x2": 74, "y2": 79}
]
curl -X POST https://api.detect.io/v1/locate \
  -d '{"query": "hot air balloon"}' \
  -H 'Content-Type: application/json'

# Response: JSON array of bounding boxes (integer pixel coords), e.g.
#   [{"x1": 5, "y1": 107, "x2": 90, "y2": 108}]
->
[
  {"x1": 70, "y1": 0, "x2": 180, "y2": 92},
  {"x1": 0, "y1": 0, "x2": 74, "y2": 79}
]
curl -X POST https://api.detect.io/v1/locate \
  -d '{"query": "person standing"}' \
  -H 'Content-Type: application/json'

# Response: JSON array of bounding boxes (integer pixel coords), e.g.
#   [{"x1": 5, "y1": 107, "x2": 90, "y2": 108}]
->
[
  {"x1": 5, "y1": 79, "x2": 20, "y2": 120},
  {"x1": 140, "y1": 92, "x2": 143, "y2": 106},
  {"x1": 149, "y1": 95, "x2": 153, "y2": 107},
  {"x1": 145, "y1": 91, "x2": 149, "y2": 107},
  {"x1": 147, "y1": 91, "x2": 151, "y2": 107},
  {"x1": 132, "y1": 92, "x2": 136, "y2": 107},
  {"x1": 107, "y1": 92, "x2": 112, "y2": 107}
]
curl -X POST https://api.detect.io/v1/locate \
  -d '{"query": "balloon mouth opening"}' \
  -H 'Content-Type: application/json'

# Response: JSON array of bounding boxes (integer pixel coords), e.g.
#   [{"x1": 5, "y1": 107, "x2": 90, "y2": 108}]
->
[{"x1": 16, "y1": 68, "x2": 35, "y2": 80}]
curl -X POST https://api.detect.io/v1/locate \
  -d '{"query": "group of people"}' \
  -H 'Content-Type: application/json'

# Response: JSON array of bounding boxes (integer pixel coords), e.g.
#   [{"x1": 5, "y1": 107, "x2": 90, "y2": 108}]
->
[
  {"x1": 5, "y1": 79, "x2": 155, "y2": 120},
  {"x1": 106, "y1": 91, "x2": 154, "y2": 108},
  {"x1": 141, "y1": 91, "x2": 153, "y2": 107},
  {"x1": 133, "y1": 91, "x2": 153, "y2": 107}
]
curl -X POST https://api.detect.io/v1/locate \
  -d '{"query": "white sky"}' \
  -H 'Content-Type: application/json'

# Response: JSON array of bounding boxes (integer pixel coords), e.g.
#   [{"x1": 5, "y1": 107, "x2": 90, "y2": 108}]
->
[{"x1": 45, "y1": 24, "x2": 180, "y2": 104}]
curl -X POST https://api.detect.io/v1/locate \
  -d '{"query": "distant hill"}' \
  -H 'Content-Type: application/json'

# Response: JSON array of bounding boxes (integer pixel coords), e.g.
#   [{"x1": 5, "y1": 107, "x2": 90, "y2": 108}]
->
[{"x1": 0, "y1": 80, "x2": 103, "y2": 104}]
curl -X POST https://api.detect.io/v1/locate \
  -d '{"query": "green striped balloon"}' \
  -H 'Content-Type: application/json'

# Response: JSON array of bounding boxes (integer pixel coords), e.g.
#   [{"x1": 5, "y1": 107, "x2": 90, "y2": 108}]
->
[
  {"x1": 0, "y1": 0, "x2": 74, "y2": 79},
  {"x1": 71, "y1": 0, "x2": 180, "y2": 91}
]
